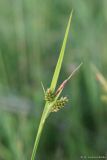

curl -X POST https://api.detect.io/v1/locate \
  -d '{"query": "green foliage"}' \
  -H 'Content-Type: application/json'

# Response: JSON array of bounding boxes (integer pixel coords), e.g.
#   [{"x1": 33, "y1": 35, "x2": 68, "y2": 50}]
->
[
  {"x1": 50, "y1": 11, "x2": 73, "y2": 92},
  {"x1": 0, "y1": 0, "x2": 107, "y2": 160},
  {"x1": 31, "y1": 12, "x2": 72, "y2": 160}
]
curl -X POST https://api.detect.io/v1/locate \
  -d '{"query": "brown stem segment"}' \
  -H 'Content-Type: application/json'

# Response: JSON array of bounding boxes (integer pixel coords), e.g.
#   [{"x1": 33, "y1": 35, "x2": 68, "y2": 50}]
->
[{"x1": 55, "y1": 62, "x2": 83, "y2": 95}]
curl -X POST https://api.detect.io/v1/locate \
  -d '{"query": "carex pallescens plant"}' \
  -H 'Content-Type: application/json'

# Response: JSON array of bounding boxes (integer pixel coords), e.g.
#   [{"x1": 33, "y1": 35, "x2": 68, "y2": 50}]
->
[
  {"x1": 92, "y1": 64, "x2": 107, "y2": 103},
  {"x1": 31, "y1": 11, "x2": 82, "y2": 160}
]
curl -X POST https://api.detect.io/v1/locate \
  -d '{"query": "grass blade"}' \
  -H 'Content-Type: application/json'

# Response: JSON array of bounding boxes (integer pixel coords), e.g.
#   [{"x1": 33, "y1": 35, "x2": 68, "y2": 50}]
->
[
  {"x1": 31, "y1": 11, "x2": 73, "y2": 160},
  {"x1": 50, "y1": 11, "x2": 73, "y2": 91}
]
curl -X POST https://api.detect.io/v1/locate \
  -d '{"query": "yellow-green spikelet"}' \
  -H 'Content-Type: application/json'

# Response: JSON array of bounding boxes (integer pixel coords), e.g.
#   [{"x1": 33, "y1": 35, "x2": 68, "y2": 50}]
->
[
  {"x1": 45, "y1": 88, "x2": 55, "y2": 103},
  {"x1": 51, "y1": 97, "x2": 68, "y2": 112}
]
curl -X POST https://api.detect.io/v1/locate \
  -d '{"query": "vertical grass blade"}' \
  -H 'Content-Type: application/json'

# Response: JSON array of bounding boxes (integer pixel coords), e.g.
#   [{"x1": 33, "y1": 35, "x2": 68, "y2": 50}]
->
[
  {"x1": 31, "y1": 11, "x2": 73, "y2": 160},
  {"x1": 50, "y1": 11, "x2": 73, "y2": 91}
]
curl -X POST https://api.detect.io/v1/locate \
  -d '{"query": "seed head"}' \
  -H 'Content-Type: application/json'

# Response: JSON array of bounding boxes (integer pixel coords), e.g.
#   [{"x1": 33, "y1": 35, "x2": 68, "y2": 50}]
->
[
  {"x1": 51, "y1": 96, "x2": 68, "y2": 112},
  {"x1": 45, "y1": 88, "x2": 55, "y2": 103}
]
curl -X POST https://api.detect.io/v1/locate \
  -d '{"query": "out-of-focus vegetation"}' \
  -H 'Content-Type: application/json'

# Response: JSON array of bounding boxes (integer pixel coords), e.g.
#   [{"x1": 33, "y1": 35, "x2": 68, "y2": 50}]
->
[
  {"x1": 0, "y1": 0, "x2": 107, "y2": 160},
  {"x1": 93, "y1": 65, "x2": 107, "y2": 104}
]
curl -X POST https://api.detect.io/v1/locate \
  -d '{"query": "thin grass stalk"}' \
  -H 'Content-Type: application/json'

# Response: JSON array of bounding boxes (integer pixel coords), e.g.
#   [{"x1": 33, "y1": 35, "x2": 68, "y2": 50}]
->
[
  {"x1": 31, "y1": 11, "x2": 73, "y2": 160},
  {"x1": 31, "y1": 105, "x2": 47, "y2": 160}
]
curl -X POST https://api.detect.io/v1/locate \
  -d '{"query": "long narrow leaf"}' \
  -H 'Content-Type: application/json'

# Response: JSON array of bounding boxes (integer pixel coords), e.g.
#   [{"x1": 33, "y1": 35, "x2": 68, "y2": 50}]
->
[
  {"x1": 31, "y1": 12, "x2": 73, "y2": 160},
  {"x1": 50, "y1": 11, "x2": 73, "y2": 91}
]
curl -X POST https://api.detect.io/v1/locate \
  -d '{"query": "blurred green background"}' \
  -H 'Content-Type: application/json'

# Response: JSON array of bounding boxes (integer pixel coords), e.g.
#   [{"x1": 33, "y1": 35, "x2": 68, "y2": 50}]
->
[{"x1": 0, "y1": 0, "x2": 107, "y2": 159}]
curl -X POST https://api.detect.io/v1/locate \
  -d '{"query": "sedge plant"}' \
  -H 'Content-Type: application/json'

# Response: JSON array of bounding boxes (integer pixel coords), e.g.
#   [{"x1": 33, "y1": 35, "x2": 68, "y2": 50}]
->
[{"x1": 31, "y1": 11, "x2": 82, "y2": 160}]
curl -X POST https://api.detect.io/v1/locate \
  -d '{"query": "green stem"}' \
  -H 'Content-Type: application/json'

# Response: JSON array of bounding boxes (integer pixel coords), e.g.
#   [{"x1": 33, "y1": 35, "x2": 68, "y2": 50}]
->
[
  {"x1": 31, "y1": 12, "x2": 73, "y2": 159},
  {"x1": 31, "y1": 96, "x2": 61, "y2": 160},
  {"x1": 31, "y1": 105, "x2": 48, "y2": 160}
]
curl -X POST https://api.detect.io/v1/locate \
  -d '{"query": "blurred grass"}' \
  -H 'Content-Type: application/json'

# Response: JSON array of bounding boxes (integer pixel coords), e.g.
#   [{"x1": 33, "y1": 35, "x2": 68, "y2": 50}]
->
[{"x1": 0, "y1": 0, "x2": 107, "y2": 160}]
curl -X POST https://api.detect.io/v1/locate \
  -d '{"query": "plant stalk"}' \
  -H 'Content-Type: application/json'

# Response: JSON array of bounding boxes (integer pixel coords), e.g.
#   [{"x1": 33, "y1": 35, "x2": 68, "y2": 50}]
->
[
  {"x1": 31, "y1": 105, "x2": 48, "y2": 160},
  {"x1": 31, "y1": 11, "x2": 73, "y2": 160},
  {"x1": 31, "y1": 92, "x2": 63, "y2": 160}
]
